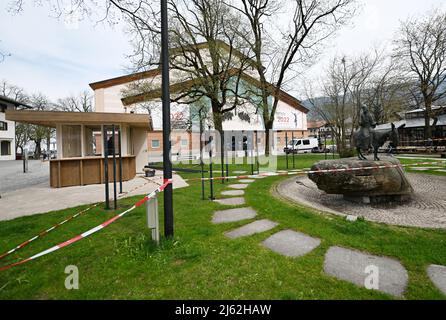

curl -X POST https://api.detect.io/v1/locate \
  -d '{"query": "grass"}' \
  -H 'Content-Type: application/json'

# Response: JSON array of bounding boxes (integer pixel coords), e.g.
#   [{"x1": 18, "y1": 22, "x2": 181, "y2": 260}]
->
[{"x1": 0, "y1": 154, "x2": 445, "y2": 299}]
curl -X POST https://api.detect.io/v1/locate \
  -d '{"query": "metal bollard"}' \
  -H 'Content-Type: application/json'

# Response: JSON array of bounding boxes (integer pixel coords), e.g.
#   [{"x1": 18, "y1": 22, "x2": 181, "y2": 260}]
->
[{"x1": 146, "y1": 194, "x2": 160, "y2": 244}]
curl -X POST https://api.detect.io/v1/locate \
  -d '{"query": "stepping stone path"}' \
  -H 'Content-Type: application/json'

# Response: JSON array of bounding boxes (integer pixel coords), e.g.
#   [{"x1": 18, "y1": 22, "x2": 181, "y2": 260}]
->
[
  {"x1": 212, "y1": 207, "x2": 257, "y2": 224},
  {"x1": 213, "y1": 176, "x2": 415, "y2": 298},
  {"x1": 225, "y1": 219, "x2": 278, "y2": 239},
  {"x1": 324, "y1": 246, "x2": 408, "y2": 297},
  {"x1": 221, "y1": 190, "x2": 245, "y2": 196},
  {"x1": 262, "y1": 230, "x2": 321, "y2": 257},
  {"x1": 228, "y1": 184, "x2": 249, "y2": 190},
  {"x1": 233, "y1": 171, "x2": 247, "y2": 174},
  {"x1": 214, "y1": 197, "x2": 245, "y2": 206},
  {"x1": 427, "y1": 264, "x2": 446, "y2": 296}
]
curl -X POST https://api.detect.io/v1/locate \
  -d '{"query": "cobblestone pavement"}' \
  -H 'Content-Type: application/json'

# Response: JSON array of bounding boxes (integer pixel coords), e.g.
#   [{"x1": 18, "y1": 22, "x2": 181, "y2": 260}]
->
[
  {"x1": 0, "y1": 170, "x2": 188, "y2": 221},
  {"x1": 0, "y1": 160, "x2": 49, "y2": 194},
  {"x1": 276, "y1": 173, "x2": 446, "y2": 229}
]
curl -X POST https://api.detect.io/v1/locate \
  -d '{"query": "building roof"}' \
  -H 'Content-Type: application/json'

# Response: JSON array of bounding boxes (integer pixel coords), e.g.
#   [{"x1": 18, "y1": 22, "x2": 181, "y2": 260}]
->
[
  {"x1": 375, "y1": 114, "x2": 446, "y2": 130},
  {"x1": 307, "y1": 121, "x2": 327, "y2": 129},
  {"x1": 5, "y1": 110, "x2": 153, "y2": 130},
  {"x1": 0, "y1": 95, "x2": 33, "y2": 109},
  {"x1": 89, "y1": 40, "x2": 259, "y2": 91},
  {"x1": 120, "y1": 70, "x2": 309, "y2": 114}
]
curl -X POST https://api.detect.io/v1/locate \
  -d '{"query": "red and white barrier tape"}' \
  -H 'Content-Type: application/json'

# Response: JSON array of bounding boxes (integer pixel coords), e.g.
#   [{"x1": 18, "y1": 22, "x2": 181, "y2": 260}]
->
[
  {"x1": 184, "y1": 161, "x2": 446, "y2": 182},
  {"x1": 0, "y1": 179, "x2": 172, "y2": 272},
  {"x1": 0, "y1": 178, "x2": 154, "y2": 262}
]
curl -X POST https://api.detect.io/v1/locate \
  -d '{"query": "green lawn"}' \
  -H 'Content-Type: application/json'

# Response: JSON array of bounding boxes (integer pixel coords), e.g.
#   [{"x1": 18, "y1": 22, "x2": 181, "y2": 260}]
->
[{"x1": 0, "y1": 154, "x2": 445, "y2": 299}]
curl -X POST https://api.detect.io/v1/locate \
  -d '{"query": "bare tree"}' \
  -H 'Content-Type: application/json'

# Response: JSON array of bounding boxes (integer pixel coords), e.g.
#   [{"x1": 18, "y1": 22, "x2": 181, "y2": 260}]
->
[
  {"x1": 55, "y1": 90, "x2": 93, "y2": 112},
  {"x1": 227, "y1": 0, "x2": 356, "y2": 154},
  {"x1": 28, "y1": 94, "x2": 55, "y2": 159},
  {"x1": 394, "y1": 10, "x2": 446, "y2": 140},
  {"x1": 307, "y1": 52, "x2": 384, "y2": 157}
]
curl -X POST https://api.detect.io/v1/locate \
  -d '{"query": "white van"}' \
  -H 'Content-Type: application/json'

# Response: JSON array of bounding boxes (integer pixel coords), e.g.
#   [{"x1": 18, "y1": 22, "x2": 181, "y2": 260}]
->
[{"x1": 284, "y1": 138, "x2": 319, "y2": 154}]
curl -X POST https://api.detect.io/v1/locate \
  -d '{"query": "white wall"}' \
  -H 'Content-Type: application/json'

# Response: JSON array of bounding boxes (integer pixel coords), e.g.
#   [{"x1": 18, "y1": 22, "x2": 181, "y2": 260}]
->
[
  {"x1": 0, "y1": 103, "x2": 16, "y2": 160},
  {"x1": 272, "y1": 100, "x2": 307, "y2": 131}
]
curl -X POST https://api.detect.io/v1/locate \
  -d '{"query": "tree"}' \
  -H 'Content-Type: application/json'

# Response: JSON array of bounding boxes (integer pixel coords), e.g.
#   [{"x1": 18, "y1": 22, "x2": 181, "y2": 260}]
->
[
  {"x1": 394, "y1": 10, "x2": 446, "y2": 140},
  {"x1": 228, "y1": 0, "x2": 356, "y2": 154},
  {"x1": 55, "y1": 91, "x2": 93, "y2": 112},
  {"x1": 121, "y1": 0, "x2": 253, "y2": 175},
  {"x1": 307, "y1": 52, "x2": 383, "y2": 157},
  {"x1": 28, "y1": 94, "x2": 54, "y2": 159}
]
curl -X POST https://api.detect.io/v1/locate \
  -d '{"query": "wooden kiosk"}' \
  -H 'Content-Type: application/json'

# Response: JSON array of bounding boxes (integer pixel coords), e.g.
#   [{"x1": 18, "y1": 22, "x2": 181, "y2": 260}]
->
[{"x1": 6, "y1": 110, "x2": 152, "y2": 188}]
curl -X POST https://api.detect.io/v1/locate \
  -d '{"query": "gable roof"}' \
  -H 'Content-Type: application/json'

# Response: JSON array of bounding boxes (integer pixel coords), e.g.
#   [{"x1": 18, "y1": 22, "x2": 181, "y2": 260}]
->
[
  {"x1": 89, "y1": 69, "x2": 162, "y2": 90},
  {"x1": 89, "y1": 40, "x2": 258, "y2": 91},
  {"x1": 120, "y1": 70, "x2": 308, "y2": 114},
  {"x1": 0, "y1": 95, "x2": 33, "y2": 109}
]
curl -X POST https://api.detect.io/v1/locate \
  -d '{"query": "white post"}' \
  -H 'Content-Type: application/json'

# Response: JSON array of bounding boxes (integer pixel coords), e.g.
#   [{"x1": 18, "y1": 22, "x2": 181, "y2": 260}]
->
[{"x1": 146, "y1": 194, "x2": 160, "y2": 244}]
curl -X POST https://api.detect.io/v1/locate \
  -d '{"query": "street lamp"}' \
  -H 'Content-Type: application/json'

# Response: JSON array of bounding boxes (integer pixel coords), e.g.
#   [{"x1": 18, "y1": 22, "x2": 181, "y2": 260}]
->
[{"x1": 161, "y1": 0, "x2": 173, "y2": 238}]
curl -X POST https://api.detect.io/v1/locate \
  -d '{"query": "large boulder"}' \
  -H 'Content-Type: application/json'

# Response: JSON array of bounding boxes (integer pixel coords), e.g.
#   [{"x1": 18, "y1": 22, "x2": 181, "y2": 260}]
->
[{"x1": 308, "y1": 156, "x2": 413, "y2": 203}]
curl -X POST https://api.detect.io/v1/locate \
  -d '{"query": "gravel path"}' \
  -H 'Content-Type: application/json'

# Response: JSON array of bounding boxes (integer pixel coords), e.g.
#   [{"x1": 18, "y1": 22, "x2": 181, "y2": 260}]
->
[{"x1": 276, "y1": 173, "x2": 446, "y2": 229}]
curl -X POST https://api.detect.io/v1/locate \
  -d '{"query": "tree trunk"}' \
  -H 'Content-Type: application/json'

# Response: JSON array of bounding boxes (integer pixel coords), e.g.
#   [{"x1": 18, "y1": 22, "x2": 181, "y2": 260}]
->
[
  {"x1": 212, "y1": 109, "x2": 225, "y2": 181},
  {"x1": 34, "y1": 139, "x2": 42, "y2": 159},
  {"x1": 264, "y1": 120, "x2": 273, "y2": 156},
  {"x1": 424, "y1": 99, "x2": 433, "y2": 140}
]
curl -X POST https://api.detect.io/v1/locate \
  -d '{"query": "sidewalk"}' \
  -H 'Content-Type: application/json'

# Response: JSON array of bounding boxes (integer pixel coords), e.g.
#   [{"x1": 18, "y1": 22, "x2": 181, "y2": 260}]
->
[{"x1": 0, "y1": 171, "x2": 188, "y2": 221}]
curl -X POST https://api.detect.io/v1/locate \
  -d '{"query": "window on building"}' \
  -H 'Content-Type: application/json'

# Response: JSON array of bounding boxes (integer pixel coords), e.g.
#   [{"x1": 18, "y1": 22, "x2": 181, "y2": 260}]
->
[
  {"x1": 62, "y1": 125, "x2": 82, "y2": 158},
  {"x1": 152, "y1": 139, "x2": 160, "y2": 148},
  {"x1": 1, "y1": 140, "x2": 11, "y2": 156},
  {"x1": 0, "y1": 121, "x2": 7, "y2": 131},
  {"x1": 181, "y1": 139, "x2": 188, "y2": 146},
  {"x1": 0, "y1": 103, "x2": 7, "y2": 113}
]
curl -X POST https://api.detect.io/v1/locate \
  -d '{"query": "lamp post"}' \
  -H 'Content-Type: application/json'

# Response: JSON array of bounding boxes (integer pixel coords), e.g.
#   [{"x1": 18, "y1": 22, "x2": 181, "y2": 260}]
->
[{"x1": 161, "y1": 0, "x2": 173, "y2": 238}]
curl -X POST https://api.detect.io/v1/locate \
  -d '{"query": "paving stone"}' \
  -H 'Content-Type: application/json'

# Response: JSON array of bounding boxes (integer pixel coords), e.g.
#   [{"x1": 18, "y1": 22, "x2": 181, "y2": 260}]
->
[
  {"x1": 214, "y1": 197, "x2": 245, "y2": 206},
  {"x1": 221, "y1": 190, "x2": 245, "y2": 196},
  {"x1": 262, "y1": 229, "x2": 321, "y2": 257},
  {"x1": 228, "y1": 184, "x2": 249, "y2": 189},
  {"x1": 324, "y1": 246, "x2": 408, "y2": 297},
  {"x1": 436, "y1": 169, "x2": 446, "y2": 173},
  {"x1": 225, "y1": 219, "x2": 279, "y2": 239},
  {"x1": 212, "y1": 207, "x2": 257, "y2": 224},
  {"x1": 233, "y1": 171, "x2": 247, "y2": 174},
  {"x1": 427, "y1": 264, "x2": 446, "y2": 296},
  {"x1": 239, "y1": 179, "x2": 255, "y2": 183},
  {"x1": 251, "y1": 175, "x2": 266, "y2": 179}
]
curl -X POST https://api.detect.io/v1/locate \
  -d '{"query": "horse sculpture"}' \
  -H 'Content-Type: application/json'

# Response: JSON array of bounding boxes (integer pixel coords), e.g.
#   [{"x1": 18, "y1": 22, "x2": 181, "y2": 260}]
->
[{"x1": 353, "y1": 123, "x2": 405, "y2": 161}]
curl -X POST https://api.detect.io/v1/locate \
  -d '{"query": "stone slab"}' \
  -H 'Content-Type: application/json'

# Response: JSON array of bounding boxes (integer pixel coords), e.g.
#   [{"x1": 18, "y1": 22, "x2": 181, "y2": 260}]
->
[
  {"x1": 233, "y1": 171, "x2": 247, "y2": 174},
  {"x1": 436, "y1": 169, "x2": 446, "y2": 173},
  {"x1": 228, "y1": 184, "x2": 249, "y2": 190},
  {"x1": 221, "y1": 190, "x2": 245, "y2": 196},
  {"x1": 251, "y1": 175, "x2": 266, "y2": 179},
  {"x1": 212, "y1": 207, "x2": 257, "y2": 224},
  {"x1": 262, "y1": 230, "x2": 321, "y2": 257},
  {"x1": 427, "y1": 264, "x2": 446, "y2": 296},
  {"x1": 225, "y1": 219, "x2": 279, "y2": 239},
  {"x1": 324, "y1": 246, "x2": 408, "y2": 297},
  {"x1": 214, "y1": 197, "x2": 245, "y2": 206},
  {"x1": 239, "y1": 179, "x2": 255, "y2": 183}
]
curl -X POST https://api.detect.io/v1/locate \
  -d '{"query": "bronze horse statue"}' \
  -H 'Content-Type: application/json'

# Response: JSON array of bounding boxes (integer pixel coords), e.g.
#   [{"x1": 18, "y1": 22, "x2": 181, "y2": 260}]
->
[{"x1": 353, "y1": 123, "x2": 405, "y2": 161}]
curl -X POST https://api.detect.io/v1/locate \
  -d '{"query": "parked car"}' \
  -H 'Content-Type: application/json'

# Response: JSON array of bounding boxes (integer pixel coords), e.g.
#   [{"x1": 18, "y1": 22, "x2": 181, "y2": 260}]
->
[{"x1": 284, "y1": 138, "x2": 319, "y2": 154}]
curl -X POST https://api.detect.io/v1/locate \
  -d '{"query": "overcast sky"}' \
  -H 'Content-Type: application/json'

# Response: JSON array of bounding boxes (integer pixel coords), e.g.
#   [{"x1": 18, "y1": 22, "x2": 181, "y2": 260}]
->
[{"x1": 0, "y1": 0, "x2": 445, "y2": 103}]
